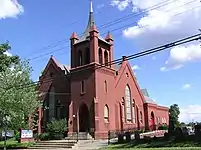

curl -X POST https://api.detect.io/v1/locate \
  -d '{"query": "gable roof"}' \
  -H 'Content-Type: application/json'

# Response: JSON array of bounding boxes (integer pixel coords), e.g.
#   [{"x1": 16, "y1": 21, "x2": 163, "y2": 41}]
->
[
  {"x1": 41, "y1": 56, "x2": 70, "y2": 78},
  {"x1": 115, "y1": 59, "x2": 146, "y2": 104},
  {"x1": 51, "y1": 56, "x2": 70, "y2": 74}
]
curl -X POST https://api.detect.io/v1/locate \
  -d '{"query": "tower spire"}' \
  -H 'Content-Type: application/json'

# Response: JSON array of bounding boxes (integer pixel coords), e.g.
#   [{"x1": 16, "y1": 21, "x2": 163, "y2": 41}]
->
[
  {"x1": 79, "y1": 0, "x2": 95, "y2": 40},
  {"x1": 90, "y1": 0, "x2": 93, "y2": 13}
]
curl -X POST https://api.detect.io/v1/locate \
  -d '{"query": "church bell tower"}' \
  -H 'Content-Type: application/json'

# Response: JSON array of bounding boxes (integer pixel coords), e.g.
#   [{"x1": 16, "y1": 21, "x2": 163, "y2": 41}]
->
[{"x1": 68, "y1": 0, "x2": 115, "y2": 138}]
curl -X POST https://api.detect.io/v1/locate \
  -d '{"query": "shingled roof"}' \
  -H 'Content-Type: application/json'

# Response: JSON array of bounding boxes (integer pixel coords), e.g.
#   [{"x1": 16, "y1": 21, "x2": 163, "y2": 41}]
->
[{"x1": 141, "y1": 88, "x2": 157, "y2": 104}]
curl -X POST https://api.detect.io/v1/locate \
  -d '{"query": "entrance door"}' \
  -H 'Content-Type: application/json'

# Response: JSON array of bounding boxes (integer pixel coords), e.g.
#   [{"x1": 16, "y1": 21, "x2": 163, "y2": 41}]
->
[
  {"x1": 150, "y1": 111, "x2": 156, "y2": 131},
  {"x1": 79, "y1": 103, "x2": 90, "y2": 132}
]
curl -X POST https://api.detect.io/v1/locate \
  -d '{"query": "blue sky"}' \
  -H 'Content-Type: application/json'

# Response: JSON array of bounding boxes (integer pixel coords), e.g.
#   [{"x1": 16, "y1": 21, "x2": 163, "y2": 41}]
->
[{"x1": 0, "y1": 0, "x2": 201, "y2": 122}]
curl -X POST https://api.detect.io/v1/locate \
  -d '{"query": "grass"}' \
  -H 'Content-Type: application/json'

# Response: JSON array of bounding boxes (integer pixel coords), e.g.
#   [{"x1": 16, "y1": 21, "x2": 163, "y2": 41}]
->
[
  {"x1": 0, "y1": 139, "x2": 34, "y2": 149},
  {"x1": 101, "y1": 135, "x2": 201, "y2": 150},
  {"x1": 103, "y1": 147, "x2": 201, "y2": 150}
]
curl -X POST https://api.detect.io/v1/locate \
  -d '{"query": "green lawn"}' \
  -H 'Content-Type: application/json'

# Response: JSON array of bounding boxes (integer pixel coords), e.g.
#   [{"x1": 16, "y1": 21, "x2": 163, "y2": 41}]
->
[
  {"x1": 102, "y1": 136, "x2": 201, "y2": 150},
  {"x1": 103, "y1": 147, "x2": 201, "y2": 150},
  {"x1": 0, "y1": 139, "x2": 34, "y2": 149}
]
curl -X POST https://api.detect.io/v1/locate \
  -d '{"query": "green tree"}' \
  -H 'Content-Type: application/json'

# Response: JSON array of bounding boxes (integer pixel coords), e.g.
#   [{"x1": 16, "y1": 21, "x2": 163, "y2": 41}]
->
[
  {"x1": 0, "y1": 60, "x2": 40, "y2": 130},
  {"x1": 0, "y1": 42, "x2": 19, "y2": 72},
  {"x1": 180, "y1": 122, "x2": 186, "y2": 127},
  {"x1": 169, "y1": 104, "x2": 180, "y2": 132}
]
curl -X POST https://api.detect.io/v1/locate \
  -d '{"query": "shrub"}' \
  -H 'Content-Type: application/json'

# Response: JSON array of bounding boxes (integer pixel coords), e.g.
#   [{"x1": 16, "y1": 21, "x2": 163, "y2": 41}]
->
[
  {"x1": 125, "y1": 132, "x2": 131, "y2": 142},
  {"x1": 39, "y1": 133, "x2": 50, "y2": 141},
  {"x1": 15, "y1": 132, "x2": 20, "y2": 143},
  {"x1": 158, "y1": 125, "x2": 168, "y2": 130},
  {"x1": 46, "y1": 119, "x2": 67, "y2": 140},
  {"x1": 164, "y1": 132, "x2": 169, "y2": 140},
  {"x1": 34, "y1": 133, "x2": 39, "y2": 141},
  {"x1": 134, "y1": 132, "x2": 140, "y2": 141},
  {"x1": 117, "y1": 134, "x2": 124, "y2": 143},
  {"x1": 195, "y1": 124, "x2": 201, "y2": 137},
  {"x1": 174, "y1": 127, "x2": 185, "y2": 142}
]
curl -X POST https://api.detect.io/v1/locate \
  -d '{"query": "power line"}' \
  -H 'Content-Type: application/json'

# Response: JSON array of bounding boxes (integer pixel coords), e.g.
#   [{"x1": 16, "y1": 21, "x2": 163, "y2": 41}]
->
[
  {"x1": 13, "y1": 32, "x2": 201, "y2": 91},
  {"x1": 23, "y1": 8, "x2": 104, "y2": 58},
  {"x1": 25, "y1": 0, "x2": 180, "y2": 59},
  {"x1": 27, "y1": 0, "x2": 200, "y2": 61},
  {"x1": 98, "y1": 0, "x2": 175, "y2": 29}
]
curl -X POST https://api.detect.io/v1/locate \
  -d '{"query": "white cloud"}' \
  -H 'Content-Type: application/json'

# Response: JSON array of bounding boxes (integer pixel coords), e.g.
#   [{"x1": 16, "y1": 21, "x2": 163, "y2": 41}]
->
[
  {"x1": 181, "y1": 84, "x2": 191, "y2": 90},
  {"x1": 132, "y1": 64, "x2": 141, "y2": 70},
  {"x1": 111, "y1": 0, "x2": 201, "y2": 70},
  {"x1": 179, "y1": 105, "x2": 201, "y2": 123},
  {"x1": 4, "y1": 51, "x2": 12, "y2": 56},
  {"x1": 161, "y1": 44, "x2": 201, "y2": 71},
  {"x1": 0, "y1": 0, "x2": 24, "y2": 19},
  {"x1": 97, "y1": 4, "x2": 105, "y2": 9},
  {"x1": 110, "y1": 0, "x2": 131, "y2": 11}
]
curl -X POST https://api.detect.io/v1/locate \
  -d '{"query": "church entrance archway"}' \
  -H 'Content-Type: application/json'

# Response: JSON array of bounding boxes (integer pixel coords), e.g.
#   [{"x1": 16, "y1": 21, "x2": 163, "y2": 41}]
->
[
  {"x1": 79, "y1": 103, "x2": 90, "y2": 132},
  {"x1": 150, "y1": 111, "x2": 156, "y2": 131}
]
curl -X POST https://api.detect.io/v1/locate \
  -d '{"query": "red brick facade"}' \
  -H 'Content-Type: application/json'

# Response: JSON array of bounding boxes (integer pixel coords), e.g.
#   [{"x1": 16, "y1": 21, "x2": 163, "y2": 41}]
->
[{"x1": 37, "y1": 2, "x2": 169, "y2": 139}]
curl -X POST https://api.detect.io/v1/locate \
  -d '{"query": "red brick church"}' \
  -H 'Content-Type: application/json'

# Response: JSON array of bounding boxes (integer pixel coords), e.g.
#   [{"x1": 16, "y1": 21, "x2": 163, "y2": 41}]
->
[{"x1": 37, "y1": 0, "x2": 169, "y2": 139}]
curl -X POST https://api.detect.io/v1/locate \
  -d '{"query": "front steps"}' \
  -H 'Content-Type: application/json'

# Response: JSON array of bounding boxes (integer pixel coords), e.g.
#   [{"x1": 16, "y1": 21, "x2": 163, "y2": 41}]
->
[
  {"x1": 66, "y1": 132, "x2": 94, "y2": 140},
  {"x1": 28, "y1": 140, "x2": 77, "y2": 149}
]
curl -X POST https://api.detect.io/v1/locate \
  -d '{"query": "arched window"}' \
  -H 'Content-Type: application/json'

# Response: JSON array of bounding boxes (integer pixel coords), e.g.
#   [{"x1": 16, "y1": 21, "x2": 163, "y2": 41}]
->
[
  {"x1": 85, "y1": 48, "x2": 90, "y2": 64},
  {"x1": 49, "y1": 86, "x2": 55, "y2": 121},
  {"x1": 121, "y1": 97, "x2": 125, "y2": 122},
  {"x1": 157, "y1": 117, "x2": 160, "y2": 124},
  {"x1": 99, "y1": 48, "x2": 103, "y2": 64},
  {"x1": 104, "y1": 105, "x2": 109, "y2": 122},
  {"x1": 78, "y1": 50, "x2": 82, "y2": 66},
  {"x1": 132, "y1": 99, "x2": 136, "y2": 123},
  {"x1": 104, "y1": 50, "x2": 108, "y2": 66},
  {"x1": 104, "y1": 80, "x2": 107, "y2": 93},
  {"x1": 164, "y1": 118, "x2": 167, "y2": 124},
  {"x1": 140, "y1": 111, "x2": 143, "y2": 123},
  {"x1": 125, "y1": 85, "x2": 132, "y2": 121}
]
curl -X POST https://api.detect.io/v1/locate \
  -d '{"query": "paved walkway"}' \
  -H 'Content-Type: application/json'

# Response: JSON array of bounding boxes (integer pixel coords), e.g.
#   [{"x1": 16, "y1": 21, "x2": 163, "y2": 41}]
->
[{"x1": 73, "y1": 140, "x2": 108, "y2": 150}]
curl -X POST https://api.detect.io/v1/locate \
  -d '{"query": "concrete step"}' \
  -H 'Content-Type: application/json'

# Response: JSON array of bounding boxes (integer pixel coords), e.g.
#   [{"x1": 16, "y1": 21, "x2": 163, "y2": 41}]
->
[
  {"x1": 28, "y1": 140, "x2": 77, "y2": 149},
  {"x1": 66, "y1": 132, "x2": 94, "y2": 140},
  {"x1": 29, "y1": 145, "x2": 72, "y2": 148},
  {"x1": 37, "y1": 141, "x2": 76, "y2": 144}
]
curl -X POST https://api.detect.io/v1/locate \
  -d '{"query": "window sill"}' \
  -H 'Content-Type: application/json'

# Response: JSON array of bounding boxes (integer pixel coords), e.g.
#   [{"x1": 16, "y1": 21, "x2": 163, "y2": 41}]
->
[{"x1": 104, "y1": 118, "x2": 109, "y2": 123}]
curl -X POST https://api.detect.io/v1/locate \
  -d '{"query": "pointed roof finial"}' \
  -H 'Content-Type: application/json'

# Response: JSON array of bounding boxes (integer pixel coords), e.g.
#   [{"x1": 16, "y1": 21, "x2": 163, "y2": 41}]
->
[{"x1": 90, "y1": 0, "x2": 93, "y2": 13}]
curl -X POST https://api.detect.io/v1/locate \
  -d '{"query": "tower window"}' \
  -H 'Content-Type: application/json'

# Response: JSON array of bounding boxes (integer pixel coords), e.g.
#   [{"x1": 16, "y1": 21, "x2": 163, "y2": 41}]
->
[
  {"x1": 81, "y1": 80, "x2": 85, "y2": 93},
  {"x1": 104, "y1": 50, "x2": 108, "y2": 66},
  {"x1": 78, "y1": 50, "x2": 82, "y2": 66},
  {"x1": 104, "y1": 80, "x2": 107, "y2": 93},
  {"x1": 99, "y1": 48, "x2": 103, "y2": 64}
]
